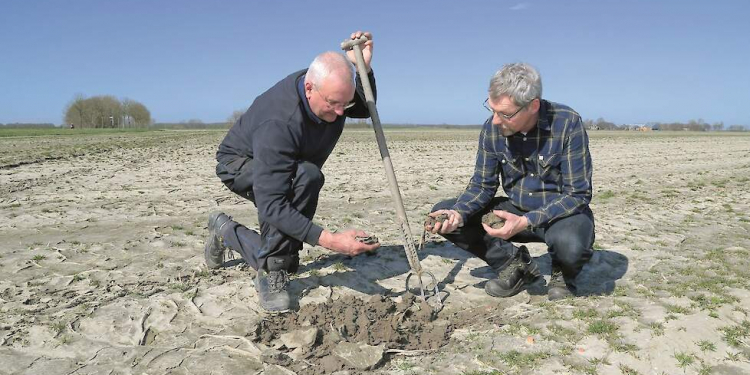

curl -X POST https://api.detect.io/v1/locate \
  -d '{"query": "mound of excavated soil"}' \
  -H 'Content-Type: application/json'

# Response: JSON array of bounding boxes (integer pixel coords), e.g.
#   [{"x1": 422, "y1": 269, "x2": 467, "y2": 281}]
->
[{"x1": 253, "y1": 293, "x2": 452, "y2": 373}]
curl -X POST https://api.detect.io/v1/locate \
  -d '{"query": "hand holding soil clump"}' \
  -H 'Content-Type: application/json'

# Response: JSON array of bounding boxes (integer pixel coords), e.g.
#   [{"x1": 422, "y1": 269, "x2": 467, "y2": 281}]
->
[
  {"x1": 355, "y1": 235, "x2": 379, "y2": 245},
  {"x1": 481, "y1": 212, "x2": 506, "y2": 229},
  {"x1": 424, "y1": 213, "x2": 450, "y2": 229}
]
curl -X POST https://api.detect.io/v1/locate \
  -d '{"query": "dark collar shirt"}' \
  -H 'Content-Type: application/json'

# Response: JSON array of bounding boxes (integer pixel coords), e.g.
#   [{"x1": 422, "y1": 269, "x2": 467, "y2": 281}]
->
[
  {"x1": 216, "y1": 69, "x2": 376, "y2": 246},
  {"x1": 452, "y1": 99, "x2": 593, "y2": 228}
]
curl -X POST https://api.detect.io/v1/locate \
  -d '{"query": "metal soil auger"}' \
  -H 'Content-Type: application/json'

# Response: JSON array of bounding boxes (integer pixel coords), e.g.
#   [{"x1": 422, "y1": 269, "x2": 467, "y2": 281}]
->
[{"x1": 341, "y1": 35, "x2": 442, "y2": 309}]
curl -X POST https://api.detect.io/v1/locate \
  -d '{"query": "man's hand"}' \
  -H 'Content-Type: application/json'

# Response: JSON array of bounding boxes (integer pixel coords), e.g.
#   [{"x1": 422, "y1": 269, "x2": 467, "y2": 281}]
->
[
  {"x1": 425, "y1": 209, "x2": 463, "y2": 234},
  {"x1": 318, "y1": 229, "x2": 380, "y2": 256},
  {"x1": 482, "y1": 210, "x2": 529, "y2": 240},
  {"x1": 345, "y1": 31, "x2": 373, "y2": 72}
]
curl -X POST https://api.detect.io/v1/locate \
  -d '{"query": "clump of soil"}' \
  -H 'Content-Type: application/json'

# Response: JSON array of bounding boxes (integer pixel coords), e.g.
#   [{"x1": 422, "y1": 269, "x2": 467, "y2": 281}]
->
[
  {"x1": 481, "y1": 212, "x2": 506, "y2": 229},
  {"x1": 424, "y1": 212, "x2": 450, "y2": 228},
  {"x1": 355, "y1": 235, "x2": 379, "y2": 245},
  {"x1": 253, "y1": 293, "x2": 452, "y2": 373}
]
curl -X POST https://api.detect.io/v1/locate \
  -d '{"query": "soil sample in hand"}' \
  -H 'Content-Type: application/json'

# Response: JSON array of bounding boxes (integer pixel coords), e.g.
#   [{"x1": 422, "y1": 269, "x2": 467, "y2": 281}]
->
[
  {"x1": 481, "y1": 212, "x2": 506, "y2": 229},
  {"x1": 355, "y1": 235, "x2": 379, "y2": 245},
  {"x1": 424, "y1": 213, "x2": 450, "y2": 228}
]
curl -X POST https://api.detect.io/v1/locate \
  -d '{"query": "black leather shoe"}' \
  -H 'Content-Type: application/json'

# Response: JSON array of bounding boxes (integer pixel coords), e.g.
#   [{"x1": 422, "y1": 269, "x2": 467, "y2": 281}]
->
[
  {"x1": 255, "y1": 257, "x2": 292, "y2": 313},
  {"x1": 486, "y1": 246, "x2": 541, "y2": 297},
  {"x1": 548, "y1": 267, "x2": 575, "y2": 301},
  {"x1": 204, "y1": 212, "x2": 232, "y2": 269}
]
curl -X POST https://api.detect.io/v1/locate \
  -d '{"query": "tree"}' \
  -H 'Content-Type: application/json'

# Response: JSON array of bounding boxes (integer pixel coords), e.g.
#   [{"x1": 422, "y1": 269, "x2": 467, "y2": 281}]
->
[
  {"x1": 63, "y1": 94, "x2": 150, "y2": 128},
  {"x1": 227, "y1": 110, "x2": 244, "y2": 127},
  {"x1": 126, "y1": 100, "x2": 151, "y2": 127}
]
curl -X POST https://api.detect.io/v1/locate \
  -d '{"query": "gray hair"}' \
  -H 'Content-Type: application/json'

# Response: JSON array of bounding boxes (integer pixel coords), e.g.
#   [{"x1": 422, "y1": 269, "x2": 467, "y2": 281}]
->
[
  {"x1": 489, "y1": 63, "x2": 542, "y2": 107},
  {"x1": 305, "y1": 51, "x2": 355, "y2": 89}
]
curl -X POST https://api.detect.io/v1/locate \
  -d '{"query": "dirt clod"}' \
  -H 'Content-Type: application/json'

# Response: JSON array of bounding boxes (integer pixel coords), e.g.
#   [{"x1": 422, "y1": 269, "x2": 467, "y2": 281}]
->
[
  {"x1": 424, "y1": 213, "x2": 450, "y2": 228},
  {"x1": 355, "y1": 235, "x2": 379, "y2": 245},
  {"x1": 253, "y1": 294, "x2": 452, "y2": 373},
  {"x1": 481, "y1": 212, "x2": 506, "y2": 229}
]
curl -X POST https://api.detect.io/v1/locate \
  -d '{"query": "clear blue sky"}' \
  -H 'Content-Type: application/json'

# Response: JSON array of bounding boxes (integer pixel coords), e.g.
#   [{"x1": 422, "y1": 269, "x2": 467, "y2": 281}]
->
[{"x1": 1, "y1": 0, "x2": 748, "y2": 126}]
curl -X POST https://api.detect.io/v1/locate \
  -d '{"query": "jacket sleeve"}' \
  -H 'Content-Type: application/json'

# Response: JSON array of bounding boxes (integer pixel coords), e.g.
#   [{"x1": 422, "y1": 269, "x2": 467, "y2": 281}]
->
[
  {"x1": 345, "y1": 70, "x2": 376, "y2": 119},
  {"x1": 251, "y1": 120, "x2": 324, "y2": 245}
]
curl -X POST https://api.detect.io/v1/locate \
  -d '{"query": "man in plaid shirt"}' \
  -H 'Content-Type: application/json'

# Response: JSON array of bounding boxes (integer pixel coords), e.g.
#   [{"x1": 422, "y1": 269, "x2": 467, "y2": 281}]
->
[{"x1": 426, "y1": 63, "x2": 595, "y2": 300}]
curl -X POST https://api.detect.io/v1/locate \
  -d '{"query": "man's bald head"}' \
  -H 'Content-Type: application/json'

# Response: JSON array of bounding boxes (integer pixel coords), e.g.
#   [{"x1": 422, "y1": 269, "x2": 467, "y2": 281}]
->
[
  {"x1": 305, "y1": 52, "x2": 355, "y2": 90},
  {"x1": 303, "y1": 52, "x2": 356, "y2": 122}
]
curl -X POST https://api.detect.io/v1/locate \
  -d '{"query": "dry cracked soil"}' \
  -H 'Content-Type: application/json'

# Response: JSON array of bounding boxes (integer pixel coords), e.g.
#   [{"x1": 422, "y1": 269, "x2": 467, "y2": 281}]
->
[{"x1": 2, "y1": 129, "x2": 750, "y2": 375}]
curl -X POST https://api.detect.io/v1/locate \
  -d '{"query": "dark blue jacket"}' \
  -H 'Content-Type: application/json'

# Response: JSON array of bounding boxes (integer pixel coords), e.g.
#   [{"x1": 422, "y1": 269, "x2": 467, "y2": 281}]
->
[{"x1": 217, "y1": 69, "x2": 376, "y2": 245}]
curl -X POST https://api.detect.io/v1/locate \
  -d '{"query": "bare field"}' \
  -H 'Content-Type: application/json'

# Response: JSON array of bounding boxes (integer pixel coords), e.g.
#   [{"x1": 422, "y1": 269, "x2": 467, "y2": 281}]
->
[{"x1": 2, "y1": 129, "x2": 750, "y2": 374}]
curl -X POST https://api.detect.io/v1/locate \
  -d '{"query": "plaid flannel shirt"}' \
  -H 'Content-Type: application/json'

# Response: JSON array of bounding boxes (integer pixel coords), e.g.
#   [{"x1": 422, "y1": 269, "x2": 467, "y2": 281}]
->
[{"x1": 453, "y1": 99, "x2": 593, "y2": 228}]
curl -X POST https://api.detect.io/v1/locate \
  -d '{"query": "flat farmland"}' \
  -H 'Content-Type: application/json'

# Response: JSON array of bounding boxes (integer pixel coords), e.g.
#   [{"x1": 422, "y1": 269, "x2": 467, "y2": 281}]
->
[{"x1": 1, "y1": 129, "x2": 750, "y2": 374}]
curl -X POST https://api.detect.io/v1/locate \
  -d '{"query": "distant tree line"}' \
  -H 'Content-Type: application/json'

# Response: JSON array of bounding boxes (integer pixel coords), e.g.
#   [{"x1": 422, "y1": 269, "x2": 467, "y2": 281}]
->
[
  {"x1": 64, "y1": 94, "x2": 151, "y2": 128},
  {"x1": 149, "y1": 110, "x2": 243, "y2": 130},
  {"x1": 0, "y1": 123, "x2": 56, "y2": 129},
  {"x1": 149, "y1": 119, "x2": 230, "y2": 130},
  {"x1": 583, "y1": 117, "x2": 746, "y2": 131}
]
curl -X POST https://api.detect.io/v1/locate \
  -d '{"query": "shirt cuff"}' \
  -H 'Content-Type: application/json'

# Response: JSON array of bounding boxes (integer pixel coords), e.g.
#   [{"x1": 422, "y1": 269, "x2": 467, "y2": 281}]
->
[{"x1": 305, "y1": 224, "x2": 324, "y2": 246}]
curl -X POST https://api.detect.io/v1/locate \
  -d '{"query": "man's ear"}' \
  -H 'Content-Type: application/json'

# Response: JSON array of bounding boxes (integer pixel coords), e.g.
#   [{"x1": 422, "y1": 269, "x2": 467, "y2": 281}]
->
[{"x1": 530, "y1": 98, "x2": 541, "y2": 113}]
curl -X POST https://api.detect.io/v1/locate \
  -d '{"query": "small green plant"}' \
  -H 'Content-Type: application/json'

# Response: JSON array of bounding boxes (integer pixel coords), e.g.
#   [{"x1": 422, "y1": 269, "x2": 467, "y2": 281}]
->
[
  {"x1": 332, "y1": 262, "x2": 346, "y2": 272},
  {"x1": 618, "y1": 364, "x2": 640, "y2": 375},
  {"x1": 697, "y1": 363, "x2": 712, "y2": 375},
  {"x1": 51, "y1": 321, "x2": 66, "y2": 335},
  {"x1": 558, "y1": 344, "x2": 574, "y2": 356},
  {"x1": 545, "y1": 323, "x2": 579, "y2": 343},
  {"x1": 496, "y1": 350, "x2": 551, "y2": 369},
  {"x1": 394, "y1": 359, "x2": 415, "y2": 371},
  {"x1": 588, "y1": 320, "x2": 618, "y2": 336},
  {"x1": 565, "y1": 362, "x2": 598, "y2": 375},
  {"x1": 32, "y1": 254, "x2": 46, "y2": 261},
  {"x1": 612, "y1": 341, "x2": 639, "y2": 354},
  {"x1": 505, "y1": 322, "x2": 540, "y2": 336},
  {"x1": 725, "y1": 351, "x2": 741, "y2": 361},
  {"x1": 664, "y1": 303, "x2": 691, "y2": 315},
  {"x1": 673, "y1": 351, "x2": 695, "y2": 370},
  {"x1": 650, "y1": 322, "x2": 665, "y2": 336},
  {"x1": 719, "y1": 320, "x2": 750, "y2": 347},
  {"x1": 170, "y1": 282, "x2": 191, "y2": 292},
  {"x1": 697, "y1": 340, "x2": 716, "y2": 352},
  {"x1": 573, "y1": 307, "x2": 599, "y2": 320},
  {"x1": 597, "y1": 190, "x2": 615, "y2": 201}
]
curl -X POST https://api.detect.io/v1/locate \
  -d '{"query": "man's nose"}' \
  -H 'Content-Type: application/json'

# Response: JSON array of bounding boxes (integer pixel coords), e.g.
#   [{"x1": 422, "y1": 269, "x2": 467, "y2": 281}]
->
[{"x1": 492, "y1": 113, "x2": 503, "y2": 126}]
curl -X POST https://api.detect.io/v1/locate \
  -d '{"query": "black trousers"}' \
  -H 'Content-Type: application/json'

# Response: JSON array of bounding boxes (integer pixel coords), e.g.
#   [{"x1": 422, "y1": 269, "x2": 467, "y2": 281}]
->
[
  {"x1": 216, "y1": 157, "x2": 323, "y2": 272},
  {"x1": 431, "y1": 197, "x2": 595, "y2": 288}
]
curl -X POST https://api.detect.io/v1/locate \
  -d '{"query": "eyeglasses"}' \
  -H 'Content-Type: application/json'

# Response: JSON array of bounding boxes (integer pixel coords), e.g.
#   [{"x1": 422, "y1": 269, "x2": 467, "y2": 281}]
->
[
  {"x1": 483, "y1": 98, "x2": 530, "y2": 120},
  {"x1": 314, "y1": 86, "x2": 354, "y2": 111}
]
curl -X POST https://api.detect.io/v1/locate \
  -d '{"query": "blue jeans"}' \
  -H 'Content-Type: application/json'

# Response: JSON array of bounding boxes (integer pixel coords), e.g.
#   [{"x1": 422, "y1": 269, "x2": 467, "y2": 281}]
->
[{"x1": 431, "y1": 197, "x2": 594, "y2": 290}]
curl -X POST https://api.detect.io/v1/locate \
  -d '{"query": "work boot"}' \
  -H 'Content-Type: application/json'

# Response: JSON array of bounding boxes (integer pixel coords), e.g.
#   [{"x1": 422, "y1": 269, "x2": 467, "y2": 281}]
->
[
  {"x1": 204, "y1": 212, "x2": 232, "y2": 269},
  {"x1": 548, "y1": 266, "x2": 575, "y2": 301},
  {"x1": 485, "y1": 246, "x2": 542, "y2": 297},
  {"x1": 255, "y1": 256, "x2": 292, "y2": 313}
]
